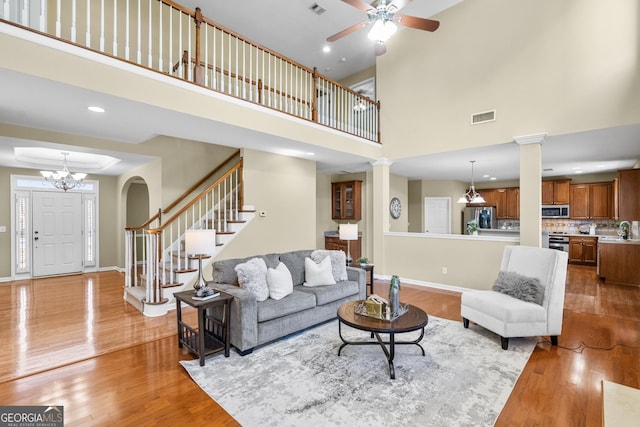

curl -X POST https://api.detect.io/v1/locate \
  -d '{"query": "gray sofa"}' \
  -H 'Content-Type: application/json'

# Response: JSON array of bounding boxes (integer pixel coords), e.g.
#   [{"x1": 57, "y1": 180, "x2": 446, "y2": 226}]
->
[{"x1": 209, "y1": 249, "x2": 366, "y2": 355}]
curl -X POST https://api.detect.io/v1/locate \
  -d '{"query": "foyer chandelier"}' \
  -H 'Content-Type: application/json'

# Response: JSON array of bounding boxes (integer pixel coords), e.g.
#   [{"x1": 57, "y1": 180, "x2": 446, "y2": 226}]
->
[
  {"x1": 40, "y1": 152, "x2": 87, "y2": 192},
  {"x1": 457, "y1": 160, "x2": 486, "y2": 204}
]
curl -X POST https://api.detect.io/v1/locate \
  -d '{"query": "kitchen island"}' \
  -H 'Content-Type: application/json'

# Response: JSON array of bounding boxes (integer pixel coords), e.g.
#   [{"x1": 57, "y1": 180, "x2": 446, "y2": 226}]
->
[{"x1": 598, "y1": 238, "x2": 640, "y2": 286}]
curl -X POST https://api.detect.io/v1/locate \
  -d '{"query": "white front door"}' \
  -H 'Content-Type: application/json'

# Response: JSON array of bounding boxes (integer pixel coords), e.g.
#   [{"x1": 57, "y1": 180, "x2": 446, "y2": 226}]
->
[
  {"x1": 32, "y1": 191, "x2": 83, "y2": 277},
  {"x1": 424, "y1": 197, "x2": 451, "y2": 234}
]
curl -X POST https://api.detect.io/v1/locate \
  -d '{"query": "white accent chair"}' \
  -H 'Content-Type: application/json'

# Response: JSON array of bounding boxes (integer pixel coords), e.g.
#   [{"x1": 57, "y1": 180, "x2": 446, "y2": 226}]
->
[{"x1": 461, "y1": 246, "x2": 569, "y2": 350}]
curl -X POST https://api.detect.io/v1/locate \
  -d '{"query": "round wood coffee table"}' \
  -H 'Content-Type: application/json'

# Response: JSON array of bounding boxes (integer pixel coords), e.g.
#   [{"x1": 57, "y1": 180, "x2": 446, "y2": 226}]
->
[{"x1": 337, "y1": 300, "x2": 429, "y2": 379}]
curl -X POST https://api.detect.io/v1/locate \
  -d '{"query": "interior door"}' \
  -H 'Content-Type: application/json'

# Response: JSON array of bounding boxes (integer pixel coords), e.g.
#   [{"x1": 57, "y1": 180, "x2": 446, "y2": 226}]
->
[
  {"x1": 424, "y1": 197, "x2": 451, "y2": 234},
  {"x1": 32, "y1": 191, "x2": 83, "y2": 277}
]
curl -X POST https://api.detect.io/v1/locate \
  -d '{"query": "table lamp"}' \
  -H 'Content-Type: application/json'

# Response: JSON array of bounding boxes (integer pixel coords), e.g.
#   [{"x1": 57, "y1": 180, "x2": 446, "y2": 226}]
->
[
  {"x1": 185, "y1": 229, "x2": 216, "y2": 297},
  {"x1": 339, "y1": 223, "x2": 358, "y2": 266}
]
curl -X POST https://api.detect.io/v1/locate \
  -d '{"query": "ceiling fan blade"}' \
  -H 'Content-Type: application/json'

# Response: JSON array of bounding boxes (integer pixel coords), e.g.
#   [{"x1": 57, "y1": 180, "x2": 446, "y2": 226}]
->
[
  {"x1": 393, "y1": 14, "x2": 440, "y2": 32},
  {"x1": 327, "y1": 21, "x2": 369, "y2": 42},
  {"x1": 388, "y1": 0, "x2": 413, "y2": 12},
  {"x1": 375, "y1": 41, "x2": 387, "y2": 56},
  {"x1": 341, "y1": 0, "x2": 375, "y2": 13}
]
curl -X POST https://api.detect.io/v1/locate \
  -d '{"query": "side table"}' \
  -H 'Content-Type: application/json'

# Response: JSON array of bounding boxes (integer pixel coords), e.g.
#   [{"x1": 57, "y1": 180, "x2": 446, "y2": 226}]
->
[
  {"x1": 360, "y1": 264, "x2": 374, "y2": 296},
  {"x1": 174, "y1": 290, "x2": 233, "y2": 366}
]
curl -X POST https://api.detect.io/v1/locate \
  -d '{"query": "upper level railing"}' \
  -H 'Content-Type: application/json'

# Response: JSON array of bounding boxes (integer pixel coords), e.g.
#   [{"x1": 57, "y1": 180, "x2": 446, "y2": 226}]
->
[{"x1": 1, "y1": 0, "x2": 380, "y2": 142}]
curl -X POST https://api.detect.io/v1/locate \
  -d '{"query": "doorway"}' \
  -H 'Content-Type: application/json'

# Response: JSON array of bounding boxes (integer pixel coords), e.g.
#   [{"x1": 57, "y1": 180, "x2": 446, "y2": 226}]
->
[
  {"x1": 424, "y1": 197, "x2": 451, "y2": 234},
  {"x1": 32, "y1": 191, "x2": 83, "y2": 277}
]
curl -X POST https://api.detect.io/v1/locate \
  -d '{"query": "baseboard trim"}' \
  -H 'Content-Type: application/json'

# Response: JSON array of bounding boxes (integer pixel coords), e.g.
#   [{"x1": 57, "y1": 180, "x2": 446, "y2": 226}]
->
[{"x1": 374, "y1": 274, "x2": 468, "y2": 293}]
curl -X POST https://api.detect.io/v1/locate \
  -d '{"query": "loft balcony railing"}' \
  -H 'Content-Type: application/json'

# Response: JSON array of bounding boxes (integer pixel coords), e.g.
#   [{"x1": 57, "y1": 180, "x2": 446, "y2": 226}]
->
[{"x1": 1, "y1": 0, "x2": 380, "y2": 143}]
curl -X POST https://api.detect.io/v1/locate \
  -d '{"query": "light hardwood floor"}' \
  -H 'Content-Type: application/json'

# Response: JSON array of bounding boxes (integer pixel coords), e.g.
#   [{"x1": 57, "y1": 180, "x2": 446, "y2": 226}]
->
[{"x1": 0, "y1": 265, "x2": 638, "y2": 426}]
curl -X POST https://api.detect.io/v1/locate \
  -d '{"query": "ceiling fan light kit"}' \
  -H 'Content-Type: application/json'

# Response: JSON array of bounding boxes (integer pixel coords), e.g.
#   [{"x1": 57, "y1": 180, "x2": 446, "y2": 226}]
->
[{"x1": 328, "y1": 0, "x2": 440, "y2": 55}]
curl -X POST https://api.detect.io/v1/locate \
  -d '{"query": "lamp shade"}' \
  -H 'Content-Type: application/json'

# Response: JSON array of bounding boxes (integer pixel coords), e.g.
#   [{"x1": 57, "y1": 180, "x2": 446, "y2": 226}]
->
[
  {"x1": 339, "y1": 223, "x2": 358, "y2": 241},
  {"x1": 185, "y1": 229, "x2": 216, "y2": 255}
]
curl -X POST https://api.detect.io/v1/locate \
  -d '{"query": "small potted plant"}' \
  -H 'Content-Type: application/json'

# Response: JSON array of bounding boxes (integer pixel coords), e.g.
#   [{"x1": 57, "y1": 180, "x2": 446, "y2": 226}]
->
[
  {"x1": 356, "y1": 256, "x2": 369, "y2": 267},
  {"x1": 467, "y1": 219, "x2": 479, "y2": 236}
]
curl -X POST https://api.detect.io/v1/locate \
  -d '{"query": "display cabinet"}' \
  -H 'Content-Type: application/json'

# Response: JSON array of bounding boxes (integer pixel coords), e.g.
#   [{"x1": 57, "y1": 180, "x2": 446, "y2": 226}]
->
[{"x1": 332, "y1": 180, "x2": 362, "y2": 220}]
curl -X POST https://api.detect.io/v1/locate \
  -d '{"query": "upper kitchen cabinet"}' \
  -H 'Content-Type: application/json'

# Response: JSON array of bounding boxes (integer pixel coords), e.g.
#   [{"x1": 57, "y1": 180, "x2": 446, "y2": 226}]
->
[
  {"x1": 570, "y1": 182, "x2": 613, "y2": 219},
  {"x1": 618, "y1": 169, "x2": 640, "y2": 220},
  {"x1": 476, "y1": 188, "x2": 519, "y2": 219},
  {"x1": 332, "y1": 180, "x2": 362, "y2": 220},
  {"x1": 542, "y1": 180, "x2": 570, "y2": 205}
]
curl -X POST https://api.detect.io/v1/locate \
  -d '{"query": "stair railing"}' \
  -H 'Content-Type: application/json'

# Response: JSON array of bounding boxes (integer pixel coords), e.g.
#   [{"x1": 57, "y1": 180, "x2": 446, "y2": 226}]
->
[
  {"x1": 1, "y1": 0, "x2": 380, "y2": 142},
  {"x1": 125, "y1": 159, "x2": 244, "y2": 305}
]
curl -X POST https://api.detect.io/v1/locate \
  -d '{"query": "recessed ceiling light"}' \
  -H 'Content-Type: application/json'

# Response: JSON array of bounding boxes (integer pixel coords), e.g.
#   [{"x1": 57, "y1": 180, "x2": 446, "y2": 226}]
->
[
  {"x1": 322, "y1": 45, "x2": 331, "y2": 53},
  {"x1": 339, "y1": 57, "x2": 347, "y2": 63},
  {"x1": 574, "y1": 170, "x2": 583, "y2": 174},
  {"x1": 88, "y1": 106, "x2": 105, "y2": 113},
  {"x1": 482, "y1": 174, "x2": 490, "y2": 178},
  {"x1": 572, "y1": 166, "x2": 581, "y2": 170},
  {"x1": 490, "y1": 177, "x2": 497, "y2": 181},
  {"x1": 306, "y1": 152, "x2": 315, "y2": 156}
]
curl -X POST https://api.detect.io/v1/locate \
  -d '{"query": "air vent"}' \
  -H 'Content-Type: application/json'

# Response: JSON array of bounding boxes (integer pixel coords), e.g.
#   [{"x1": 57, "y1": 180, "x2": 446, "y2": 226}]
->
[
  {"x1": 310, "y1": 3, "x2": 326, "y2": 15},
  {"x1": 471, "y1": 110, "x2": 496, "y2": 125}
]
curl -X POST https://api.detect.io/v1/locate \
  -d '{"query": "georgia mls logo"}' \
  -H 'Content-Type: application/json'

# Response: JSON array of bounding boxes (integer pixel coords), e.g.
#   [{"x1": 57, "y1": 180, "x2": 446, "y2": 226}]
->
[{"x1": 0, "y1": 405, "x2": 64, "y2": 427}]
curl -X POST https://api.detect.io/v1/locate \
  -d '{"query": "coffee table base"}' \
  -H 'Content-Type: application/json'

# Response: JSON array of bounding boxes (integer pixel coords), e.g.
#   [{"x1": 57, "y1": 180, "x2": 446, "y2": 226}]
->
[{"x1": 337, "y1": 319, "x2": 426, "y2": 379}]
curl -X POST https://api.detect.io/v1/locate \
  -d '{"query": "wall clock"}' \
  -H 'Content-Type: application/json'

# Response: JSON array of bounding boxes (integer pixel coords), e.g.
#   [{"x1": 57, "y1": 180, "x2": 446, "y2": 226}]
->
[{"x1": 389, "y1": 197, "x2": 402, "y2": 219}]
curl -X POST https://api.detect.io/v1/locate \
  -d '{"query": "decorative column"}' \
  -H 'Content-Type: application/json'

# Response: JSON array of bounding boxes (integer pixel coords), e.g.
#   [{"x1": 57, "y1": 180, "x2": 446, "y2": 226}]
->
[
  {"x1": 514, "y1": 133, "x2": 546, "y2": 247},
  {"x1": 371, "y1": 158, "x2": 392, "y2": 273}
]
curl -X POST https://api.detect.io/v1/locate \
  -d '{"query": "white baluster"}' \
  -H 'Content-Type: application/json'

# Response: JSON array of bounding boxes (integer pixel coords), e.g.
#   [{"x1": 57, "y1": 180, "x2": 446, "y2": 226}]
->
[
  {"x1": 39, "y1": 0, "x2": 46, "y2": 32},
  {"x1": 125, "y1": 0, "x2": 130, "y2": 60},
  {"x1": 136, "y1": 0, "x2": 141, "y2": 63},
  {"x1": 157, "y1": 1, "x2": 161, "y2": 71},
  {"x1": 112, "y1": 0, "x2": 117, "y2": 55},
  {"x1": 147, "y1": 0, "x2": 152, "y2": 68}
]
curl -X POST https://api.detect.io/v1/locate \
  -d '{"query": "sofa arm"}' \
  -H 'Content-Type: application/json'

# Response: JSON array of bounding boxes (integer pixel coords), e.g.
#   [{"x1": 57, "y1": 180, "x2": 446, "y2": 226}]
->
[
  {"x1": 346, "y1": 266, "x2": 366, "y2": 300},
  {"x1": 209, "y1": 283, "x2": 258, "y2": 353}
]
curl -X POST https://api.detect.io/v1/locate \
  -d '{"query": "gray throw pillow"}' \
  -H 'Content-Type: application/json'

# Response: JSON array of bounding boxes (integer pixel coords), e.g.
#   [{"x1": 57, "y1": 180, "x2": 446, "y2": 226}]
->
[
  {"x1": 492, "y1": 271, "x2": 545, "y2": 306},
  {"x1": 235, "y1": 257, "x2": 269, "y2": 302},
  {"x1": 311, "y1": 250, "x2": 348, "y2": 282}
]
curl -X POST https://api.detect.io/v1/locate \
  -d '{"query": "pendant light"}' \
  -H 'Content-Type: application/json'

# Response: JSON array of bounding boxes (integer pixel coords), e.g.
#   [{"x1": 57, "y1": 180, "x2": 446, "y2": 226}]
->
[{"x1": 457, "y1": 161, "x2": 485, "y2": 204}]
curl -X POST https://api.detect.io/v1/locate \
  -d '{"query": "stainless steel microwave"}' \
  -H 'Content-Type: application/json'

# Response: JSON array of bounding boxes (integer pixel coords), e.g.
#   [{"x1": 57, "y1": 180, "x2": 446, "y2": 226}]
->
[{"x1": 542, "y1": 205, "x2": 570, "y2": 218}]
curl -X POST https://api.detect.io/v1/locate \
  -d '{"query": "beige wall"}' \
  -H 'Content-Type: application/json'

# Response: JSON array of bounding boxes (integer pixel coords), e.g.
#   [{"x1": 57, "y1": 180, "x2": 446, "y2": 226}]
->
[
  {"x1": 384, "y1": 234, "x2": 515, "y2": 290},
  {"x1": 214, "y1": 149, "x2": 317, "y2": 260},
  {"x1": 378, "y1": 0, "x2": 640, "y2": 161}
]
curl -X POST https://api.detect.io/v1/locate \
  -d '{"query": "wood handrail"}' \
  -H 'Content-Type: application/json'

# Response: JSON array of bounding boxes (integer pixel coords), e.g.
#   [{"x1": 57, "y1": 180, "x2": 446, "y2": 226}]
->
[
  {"x1": 152, "y1": 159, "x2": 243, "y2": 232},
  {"x1": 162, "y1": 149, "x2": 240, "y2": 213}
]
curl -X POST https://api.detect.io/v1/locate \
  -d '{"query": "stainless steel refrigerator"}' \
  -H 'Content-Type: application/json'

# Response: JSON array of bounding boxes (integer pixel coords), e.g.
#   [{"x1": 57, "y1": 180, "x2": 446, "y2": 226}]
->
[{"x1": 463, "y1": 206, "x2": 498, "y2": 234}]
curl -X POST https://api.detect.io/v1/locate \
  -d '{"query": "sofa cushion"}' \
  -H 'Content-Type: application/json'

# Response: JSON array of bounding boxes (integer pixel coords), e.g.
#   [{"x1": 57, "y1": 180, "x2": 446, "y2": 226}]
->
[
  {"x1": 235, "y1": 257, "x2": 269, "y2": 302},
  {"x1": 279, "y1": 250, "x2": 313, "y2": 286},
  {"x1": 303, "y1": 256, "x2": 336, "y2": 287},
  {"x1": 266, "y1": 262, "x2": 294, "y2": 300},
  {"x1": 257, "y1": 289, "x2": 316, "y2": 322},
  {"x1": 296, "y1": 280, "x2": 360, "y2": 306},
  {"x1": 492, "y1": 271, "x2": 545, "y2": 306},
  {"x1": 311, "y1": 249, "x2": 348, "y2": 282},
  {"x1": 212, "y1": 253, "x2": 280, "y2": 285}
]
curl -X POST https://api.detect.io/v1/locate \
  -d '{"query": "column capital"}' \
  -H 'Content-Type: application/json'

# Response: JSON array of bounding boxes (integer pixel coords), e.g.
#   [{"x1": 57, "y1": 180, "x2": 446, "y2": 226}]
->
[
  {"x1": 513, "y1": 133, "x2": 547, "y2": 145},
  {"x1": 370, "y1": 158, "x2": 393, "y2": 167}
]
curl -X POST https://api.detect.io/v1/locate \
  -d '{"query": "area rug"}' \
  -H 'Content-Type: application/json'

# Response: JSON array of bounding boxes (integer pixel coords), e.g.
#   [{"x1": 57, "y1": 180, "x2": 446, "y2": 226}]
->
[{"x1": 180, "y1": 316, "x2": 535, "y2": 427}]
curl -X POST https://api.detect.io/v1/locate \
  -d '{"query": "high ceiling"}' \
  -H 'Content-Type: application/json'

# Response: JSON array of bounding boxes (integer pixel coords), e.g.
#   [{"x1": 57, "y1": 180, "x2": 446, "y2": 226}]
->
[{"x1": 0, "y1": 0, "x2": 639, "y2": 182}]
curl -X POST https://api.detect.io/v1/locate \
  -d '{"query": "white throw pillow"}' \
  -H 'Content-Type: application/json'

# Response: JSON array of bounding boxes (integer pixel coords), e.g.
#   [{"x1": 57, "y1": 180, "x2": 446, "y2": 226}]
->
[
  {"x1": 311, "y1": 250, "x2": 348, "y2": 282},
  {"x1": 266, "y1": 262, "x2": 294, "y2": 300},
  {"x1": 303, "y1": 256, "x2": 336, "y2": 287},
  {"x1": 235, "y1": 257, "x2": 269, "y2": 302}
]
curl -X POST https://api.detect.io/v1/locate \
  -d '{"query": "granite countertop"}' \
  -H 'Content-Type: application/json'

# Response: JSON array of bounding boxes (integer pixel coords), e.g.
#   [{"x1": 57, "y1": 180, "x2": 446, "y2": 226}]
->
[{"x1": 598, "y1": 237, "x2": 640, "y2": 245}]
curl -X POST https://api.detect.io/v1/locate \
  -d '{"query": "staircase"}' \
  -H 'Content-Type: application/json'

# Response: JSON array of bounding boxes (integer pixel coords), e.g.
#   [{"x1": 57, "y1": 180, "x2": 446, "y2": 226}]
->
[{"x1": 124, "y1": 155, "x2": 255, "y2": 317}]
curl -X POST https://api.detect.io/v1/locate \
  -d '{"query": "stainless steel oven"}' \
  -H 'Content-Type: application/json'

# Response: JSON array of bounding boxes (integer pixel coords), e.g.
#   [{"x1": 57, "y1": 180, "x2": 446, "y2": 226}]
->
[{"x1": 548, "y1": 234, "x2": 569, "y2": 252}]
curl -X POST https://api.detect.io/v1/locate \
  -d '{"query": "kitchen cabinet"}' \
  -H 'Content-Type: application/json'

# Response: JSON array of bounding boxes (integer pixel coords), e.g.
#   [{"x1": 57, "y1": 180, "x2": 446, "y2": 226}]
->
[
  {"x1": 570, "y1": 182, "x2": 613, "y2": 219},
  {"x1": 325, "y1": 235, "x2": 361, "y2": 264},
  {"x1": 505, "y1": 188, "x2": 519, "y2": 219},
  {"x1": 568, "y1": 236, "x2": 598, "y2": 265},
  {"x1": 598, "y1": 240, "x2": 640, "y2": 285},
  {"x1": 332, "y1": 181, "x2": 362, "y2": 220},
  {"x1": 476, "y1": 187, "x2": 519, "y2": 219},
  {"x1": 618, "y1": 169, "x2": 640, "y2": 220},
  {"x1": 542, "y1": 180, "x2": 570, "y2": 205}
]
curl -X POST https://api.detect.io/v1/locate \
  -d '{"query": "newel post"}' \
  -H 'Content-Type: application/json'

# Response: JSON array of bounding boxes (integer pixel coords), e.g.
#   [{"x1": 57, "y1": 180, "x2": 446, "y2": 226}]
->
[
  {"x1": 193, "y1": 7, "x2": 203, "y2": 85},
  {"x1": 376, "y1": 100, "x2": 381, "y2": 143},
  {"x1": 312, "y1": 67, "x2": 319, "y2": 123}
]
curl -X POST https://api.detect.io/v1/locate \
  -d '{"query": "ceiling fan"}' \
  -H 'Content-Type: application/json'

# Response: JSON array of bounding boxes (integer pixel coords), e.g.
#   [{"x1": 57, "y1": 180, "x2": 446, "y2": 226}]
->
[{"x1": 327, "y1": 0, "x2": 440, "y2": 56}]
